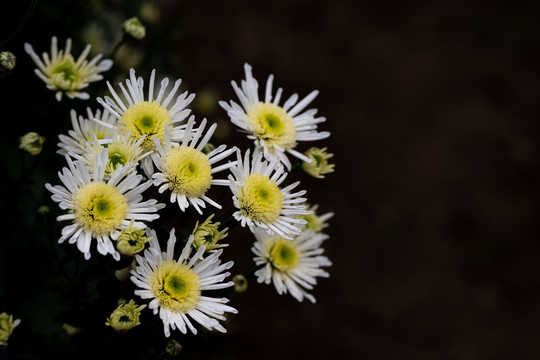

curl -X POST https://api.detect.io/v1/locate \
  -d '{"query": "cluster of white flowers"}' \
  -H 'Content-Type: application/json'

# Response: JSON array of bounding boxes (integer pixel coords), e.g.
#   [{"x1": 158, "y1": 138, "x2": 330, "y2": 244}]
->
[{"x1": 28, "y1": 36, "x2": 335, "y2": 338}]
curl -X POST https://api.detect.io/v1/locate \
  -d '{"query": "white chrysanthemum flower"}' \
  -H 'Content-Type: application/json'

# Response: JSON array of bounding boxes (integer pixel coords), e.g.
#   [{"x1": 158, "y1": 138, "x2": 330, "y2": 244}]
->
[
  {"x1": 24, "y1": 36, "x2": 113, "y2": 101},
  {"x1": 96, "y1": 68, "x2": 195, "y2": 177},
  {"x1": 152, "y1": 116, "x2": 237, "y2": 214},
  {"x1": 131, "y1": 228, "x2": 237, "y2": 336},
  {"x1": 74, "y1": 131, "x2": 152, "y2": 179},
  {"x1": 57, "y1": 108, "x2": 116, "y2": 157},
  {"x1": 229, "y1": 149, "x2": 310, "y2": 240},
  {"x1": 219, "y1": 63, "x2": 330, "y2": 169},
  {"x1": 45, "y1": 149, "x2": 164, "y2": 260},
  {"x1": 252, "y1": 228, "x2": 331, "y2": 303}
]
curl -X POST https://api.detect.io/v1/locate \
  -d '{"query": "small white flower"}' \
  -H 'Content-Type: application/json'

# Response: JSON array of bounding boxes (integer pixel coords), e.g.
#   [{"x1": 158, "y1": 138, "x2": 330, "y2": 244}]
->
[
  {"x1": 131, "y1": 228, "x2": 237, "y2": 336},
  {"x1": 229, "y1": 149, "x2": 310, "y2": 240},
  {"x1": 219, "y1": 63, "x2": 330, "y2": 169},
  {"x1": 252, "y1": 228, "x2": 331, "y2": 303},
  {"x1": 45, "y1": 149, "x2": 164, "y2": 260},
  {"x1": 24, "y1": 36, "x2": 113, "y2": 101},
  {"x1": 96, "y1": 68, "x2": 195, "y2": 177},
  {"x1": 152, "y1": 116, "x2": 237, "y2": 214}
]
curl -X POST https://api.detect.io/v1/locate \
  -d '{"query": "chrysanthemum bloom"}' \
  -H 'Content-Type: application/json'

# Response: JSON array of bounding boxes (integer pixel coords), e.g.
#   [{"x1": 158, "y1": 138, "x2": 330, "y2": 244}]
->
[
  {"x1": 219, "y1": 63, "x2": 330, "y2": 169},
  {"x1": 296, "y1": 204, "x2": 334, "y2": 233},
  {"x1": 192, "y1": 214, "x2": 228, "y2": 253},
  {"x1": 96, "y1": 68, "x2": 195, "y2": 177},
  {"x1": 57, "y1": 108, "x2": 116, "y2": 157},
  {"x1": 252, "y1": 228, "x2": 331, "y2": 303},
  {"x1": 77, "y1": 131, "x2": 151, "y2": 179},
  {"x1": 24, "y1": 36, "x2": 113, "y2": 101},
  {"x1": 105, "y1": 299, "x2": 147, "y2": 333},
  {"x1": 131, "y1": 228, "x2": 237, "y2": 336},
  {"x1": 19, "y1": 132, "x2": 45, "y2": 155},
  {"x1": 45, "y1": 149, "x2": 164, "y2": 260},
  {"x1": 229, "y1": 149, "x2": 310, "y2": 240},
  {"x1": 0, "y1": 313, "x2": 21, "y2": 345},
  {"x1": 152, "y1": 116, "x2": 237, "y2": 214},
  {"x1": 301, "y1": 147, "x2": 335, "y2": 179}
]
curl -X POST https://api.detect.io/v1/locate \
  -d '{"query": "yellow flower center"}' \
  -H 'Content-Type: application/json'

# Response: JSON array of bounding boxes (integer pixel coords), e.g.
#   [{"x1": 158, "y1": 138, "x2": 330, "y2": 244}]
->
[
  {"x1": 47, "y1": 55, "x2": 84, "y2": 91},
  {"x1": 246, "y1": 102, "x2": 296, "y2": 151},
  {"x1": 268, "y1": 236, "x2": 299, "y2": 271},
  {"x1": 238, "y1": 173, "x2": 283, "y2": 223},
  {"x1": 163, "y1": 145, "x2": 212, "y2": 198},
  {"x1": 120, "y1": 101, "x2": 171, "y2": 152},
  {"x1": 149, "y1": 261, "x2": 201, "y2": 313},
  {"x1": 74, "y1": 181, "x2": 128, "y2": 236}
]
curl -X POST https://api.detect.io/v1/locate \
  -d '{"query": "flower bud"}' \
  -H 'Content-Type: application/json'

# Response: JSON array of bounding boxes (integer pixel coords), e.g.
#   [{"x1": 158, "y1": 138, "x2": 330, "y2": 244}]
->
[
  {"x1": 192, "y1": 214, "x2": 228, "y2": 253},
  {"x1": 233, "y1": 274, "x2": 248, "y2": 293},
  {"x1": 19, "y1": 132, "x2": 45, "y2": 155},
  {"x1": 105, "y1": 299, "x2": 146, "y2": 334},
  {"x1": 122, "y1": 17, "x2": 146, "y2": 40},
  {"x1": 116, "y1": 221, "x2": 150, "y2": 257},
  {"x1": 165, "y1": 339, "x2": 183, "y2": 357},
  {"x1": 61, "y1": 323, "x2": 80, "y2": 335},
  {"x1": 301, "y1": 147, "x2": 334, "y2": 179},
  {"x1": 0, "y1": 313, "x2": 21, "y2": 345},
  {"x1": 0, "y1": 51, "x2": 16, "y2": 71}
]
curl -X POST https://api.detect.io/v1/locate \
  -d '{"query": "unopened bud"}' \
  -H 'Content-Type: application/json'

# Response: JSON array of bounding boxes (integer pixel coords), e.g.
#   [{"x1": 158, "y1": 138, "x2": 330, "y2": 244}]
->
[
  {"x1": 105, "y1": 299, "x2": 146, "y2": 334},
  {"x1": 19, "y1": 132, "x2": 45, "y2": 155},
  {"x1": 0, "y1": 313, "x2": 21, "y2": 345},
  {"x1": 233, "y1": 274, "x2": 248, "y2": 293},
  {"x1": 0, "y1": 51, "x2": 16, "y2": 71},
  {"x1": 122, "y1": 17, "x2": 146, "y2": 40},
  {"x1": 301, "y1": 147, "x2": 334, "y2": 179},
  {"x1": 166, "y1": 339, "x2": 182, "y2": 357}
]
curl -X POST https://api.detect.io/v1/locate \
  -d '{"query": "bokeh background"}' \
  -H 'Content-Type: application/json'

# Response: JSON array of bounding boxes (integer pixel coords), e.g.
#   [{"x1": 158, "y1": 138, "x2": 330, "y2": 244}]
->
[{"x1": 2, "y1": 0, "x2": 540, "y2": 359}]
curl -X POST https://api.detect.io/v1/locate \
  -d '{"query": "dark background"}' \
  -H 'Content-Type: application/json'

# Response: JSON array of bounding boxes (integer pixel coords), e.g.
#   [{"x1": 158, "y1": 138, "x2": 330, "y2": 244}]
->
[{"x1": 2, "y1": 0, "x2": 540, "y2": 359}]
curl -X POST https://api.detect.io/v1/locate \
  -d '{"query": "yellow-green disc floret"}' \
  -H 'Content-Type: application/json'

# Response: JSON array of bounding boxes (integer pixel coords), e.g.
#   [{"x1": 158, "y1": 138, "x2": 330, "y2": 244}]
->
[
  {"x1": 268, "y1": 236, "x2": 299, "y2": 271},
  {"x1": 238, "y1": 173, "x2": 283, "y2": 223},
  {"x1": 74, "y1": 181, "x2": 128, "y2": 236},
  {"x1": 246, "y1": 102, "x2": 296, "y2": 151},
  {"x1": 120, "y1": 101, "x2": 171, "y2": 152},
  {"x1": 149, "y1": 261, "x2": 201, "y2": 313},
  {"x1": 164, "y1": 146, "x2": 212, "y2": 198}
]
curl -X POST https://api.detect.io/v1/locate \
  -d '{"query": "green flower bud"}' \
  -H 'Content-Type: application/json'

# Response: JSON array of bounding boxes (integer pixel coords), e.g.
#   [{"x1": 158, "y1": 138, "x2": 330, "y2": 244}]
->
[
  {"x1": 192, "y1": 214, "x2": 228, "y2": 253},
  {"x1": 301, "y1": 147, "x2": 334, "y2": 179},
  {"x1": 116, "y1": 221, "x2": 150, "y2": 257},
  {"x1": 0, "y1": 51, "x2": 16, "y2": 71},
  {"x1": 201, "y1": 142, "x2": 216, "y2": 155},
  {"x1": 232, "y1": 274, "x2": 248, "y2": 293},
  {"x1": 0, "y1": 313, "x2": 21, "y2": 346},
  {"x1": 61, "y1": 323, "x2": 80, "y2": 335},
  {"x1": 19, "y1": 132, "x2": 45, "y2": 155},
  {"x1": 105, "y1": 299, "x2": 146, "y2": 334},
  {"x1": 122, "y1": 17, "x2": 146, "y2": 40},
  {"x1": 165, "y1": 339, "x2": 182, "y2": 357}
]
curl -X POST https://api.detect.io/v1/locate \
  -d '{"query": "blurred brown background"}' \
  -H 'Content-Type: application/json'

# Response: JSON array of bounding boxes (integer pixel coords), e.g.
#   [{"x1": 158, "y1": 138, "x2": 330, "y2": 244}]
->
[
  {"x1": 3, "y1": 0, "x2": 540, "y2": 359},
  {"x1": 172, "y1": 1, "x2": 540, "y2": 359}
]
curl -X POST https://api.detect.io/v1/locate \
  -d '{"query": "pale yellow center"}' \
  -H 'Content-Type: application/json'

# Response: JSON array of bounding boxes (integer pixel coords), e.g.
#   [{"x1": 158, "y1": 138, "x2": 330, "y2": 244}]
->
[
  {"x1": 74, "y1": 181, "x2": 128, "y2": 236},
  {"x1": 149, "y1": 261, "x2": 201, "y2": 313},
  {"x1": 46, "y1": 54, "x2": 85, "y2": 91},
  {"x1": 164, "y1": 145, "x2": 212, "y2": 198},
  {"x1": 120, "y1": 101, "x2": 171, "y2": 152},
  {"x1": 268, "y1": 236, "x2": 299, "y2": 271},
  {"x1": 238, "y1": 173, "x2": 283, "y2": 223},
  {"x1": 246, "y1": 102, "x2": 296, "y2": 150}
]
